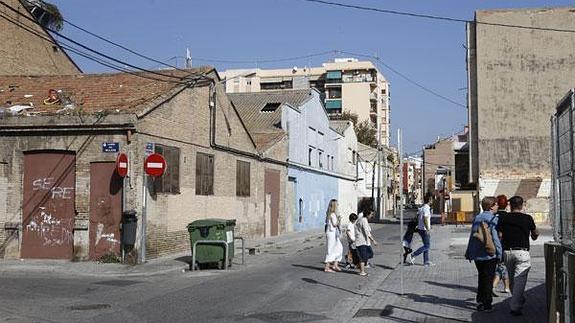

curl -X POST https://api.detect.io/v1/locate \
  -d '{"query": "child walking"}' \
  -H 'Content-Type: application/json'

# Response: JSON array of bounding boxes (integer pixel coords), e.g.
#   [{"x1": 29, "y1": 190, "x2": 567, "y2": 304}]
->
[
  {"x1": 344, "y1": 213, "x2": 359, "y2": 269},
  {"x1": 492, "y1": 261, "x2": 511, "y2": 296},
  {"x1": 402, "y1": 217, "x2": 418, "y2": 265}
]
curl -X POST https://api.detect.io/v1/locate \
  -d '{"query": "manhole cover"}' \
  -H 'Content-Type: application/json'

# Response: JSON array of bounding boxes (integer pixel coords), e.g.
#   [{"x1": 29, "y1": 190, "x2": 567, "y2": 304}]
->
[
  {"x1": 354, "y1": 307, "x2": 393, "y2": 318},
  {"x1": 244, "y1": 311, "x2": 328, "y2": 322},
  {"x1": 93, "y1": 280, "x2": 141, "y2": 287},
  {"x1": 69, "y1": 304, "x2": 111, "y2": 311}
]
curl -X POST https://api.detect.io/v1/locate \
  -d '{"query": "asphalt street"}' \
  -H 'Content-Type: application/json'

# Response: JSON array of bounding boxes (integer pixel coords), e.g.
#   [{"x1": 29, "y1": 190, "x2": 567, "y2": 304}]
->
[{"x1": 0, "y1": 224, "x2": 401, "y2": 323}]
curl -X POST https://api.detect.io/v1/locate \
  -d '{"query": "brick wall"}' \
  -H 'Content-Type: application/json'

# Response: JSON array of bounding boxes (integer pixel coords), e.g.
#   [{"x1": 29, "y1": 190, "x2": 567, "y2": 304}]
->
[{"x1": 0, "y1": 0, "x2": 80, "y2": 75}]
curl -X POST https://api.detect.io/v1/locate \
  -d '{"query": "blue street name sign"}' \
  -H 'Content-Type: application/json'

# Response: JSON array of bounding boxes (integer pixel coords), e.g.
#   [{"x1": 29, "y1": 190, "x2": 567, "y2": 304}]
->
[{"x1": 102, "y1": 142, "x2": 120, "y2": 153}]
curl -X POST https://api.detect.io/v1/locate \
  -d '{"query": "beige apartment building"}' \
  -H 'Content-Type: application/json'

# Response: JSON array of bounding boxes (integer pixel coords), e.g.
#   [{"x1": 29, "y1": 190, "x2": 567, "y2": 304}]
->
[{"x1": 222, "y1": 58, "x2": 391, "y2": 146}]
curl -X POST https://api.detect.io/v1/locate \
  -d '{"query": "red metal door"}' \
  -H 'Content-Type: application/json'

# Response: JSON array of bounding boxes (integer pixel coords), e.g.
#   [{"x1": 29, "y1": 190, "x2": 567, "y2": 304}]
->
[
  {"x1": 264, "y1": 169, "x2": 280, "y2": 236},
  {"x1": 22, "y1": 151, "x2": 76, "y2": 259},
  {"x1": 89, "y1": 162, "x2": 123, "y2": 260}
]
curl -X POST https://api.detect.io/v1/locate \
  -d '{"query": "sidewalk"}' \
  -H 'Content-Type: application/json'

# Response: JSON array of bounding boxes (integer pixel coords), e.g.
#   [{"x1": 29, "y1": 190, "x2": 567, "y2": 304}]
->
[
  {"x1": 0, "y1": 228, "x2": 325, "y2": 277},
  {"x1": 350, "y1": 224, "x2": 551, "y2": 322}
]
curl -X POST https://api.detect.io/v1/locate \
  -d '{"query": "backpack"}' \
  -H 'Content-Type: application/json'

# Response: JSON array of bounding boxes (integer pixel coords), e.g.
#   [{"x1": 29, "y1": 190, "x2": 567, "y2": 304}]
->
[{"x1": 472, "y1": 216, "x2": 496, "y2": 256}]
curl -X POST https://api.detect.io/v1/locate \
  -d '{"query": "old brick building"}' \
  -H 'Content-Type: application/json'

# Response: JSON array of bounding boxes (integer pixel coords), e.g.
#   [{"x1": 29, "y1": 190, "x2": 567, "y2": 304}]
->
[
  {"x1": 0, "y1": 68, "x2": 287, "y2": 261},
  {"x1": 0, "y1": 0, "x2": 80, "y2": 75}
]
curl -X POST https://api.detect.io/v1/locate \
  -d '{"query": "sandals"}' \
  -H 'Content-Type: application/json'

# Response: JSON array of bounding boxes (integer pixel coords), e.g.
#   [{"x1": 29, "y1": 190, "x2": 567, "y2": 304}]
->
[
  {"x1": 359, "y1": 272, "x2": 368, "y2": 276},
  {"x1": 324, "y1": 268, "x2": 335, "y2": 273}
]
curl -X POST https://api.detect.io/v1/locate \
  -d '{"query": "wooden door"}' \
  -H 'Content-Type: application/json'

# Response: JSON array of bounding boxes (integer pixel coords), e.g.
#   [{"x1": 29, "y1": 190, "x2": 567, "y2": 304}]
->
[
  {"x1": 21, "y1": 151, "x2": 75, "y2": 259},
  {"x1": 264, "y1": 169, "x2": 280, "y2": 236},
  {"x1": 89, "y1": 162, "x2": 123, "y2": 260}
]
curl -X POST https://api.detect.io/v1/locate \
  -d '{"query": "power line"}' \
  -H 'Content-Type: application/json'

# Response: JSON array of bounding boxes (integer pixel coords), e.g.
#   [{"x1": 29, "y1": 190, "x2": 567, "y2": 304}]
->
[
  {"x1": 0, "y1": 1, "x2": 194, "y2": 82},
  {"x1": 192, "y1": 50, "x2": 337, "y2": 64},
  {"x1": 299, "y1": 0, "x2": 575, "y2": 33},
  {"x1": 336, "y1": 50, "x2": 466, "y2": 108},
  {"x1": 0, "y1": 11, "x2": 194, "y2": 85}
]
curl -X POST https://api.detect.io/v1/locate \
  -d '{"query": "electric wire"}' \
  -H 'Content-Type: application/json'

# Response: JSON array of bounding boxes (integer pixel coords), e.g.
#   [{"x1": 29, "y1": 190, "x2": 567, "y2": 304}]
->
[
  {"x1": 0, "y1": 1, "x2": 194, "y2": 81},
  {"x1": 300, "y1": 0, "x2": 575, "y2": 33},
  {"x1": 0, "y1": 11, "x2": 194, "y2": 85}
]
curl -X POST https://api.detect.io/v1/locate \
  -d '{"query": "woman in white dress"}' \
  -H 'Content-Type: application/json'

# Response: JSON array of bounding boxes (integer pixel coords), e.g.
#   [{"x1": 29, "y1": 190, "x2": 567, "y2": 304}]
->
[{"x1": 324, "y1": 199, "x2": 343, "y2": 272}]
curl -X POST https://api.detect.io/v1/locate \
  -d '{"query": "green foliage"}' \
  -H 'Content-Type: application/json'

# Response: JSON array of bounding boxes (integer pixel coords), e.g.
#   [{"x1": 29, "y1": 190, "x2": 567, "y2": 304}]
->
[
  {"x1": 22, "y1": 0, "x2": 64, "y2": 31},
  {"x1": 336, "y1": 110, "x2": 378, "y2": 148}
]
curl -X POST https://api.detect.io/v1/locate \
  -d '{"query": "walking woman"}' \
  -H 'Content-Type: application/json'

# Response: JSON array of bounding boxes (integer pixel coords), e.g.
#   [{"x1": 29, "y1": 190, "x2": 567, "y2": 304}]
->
[{"x1": 324, "y1": 199, "x2": 343, "y2": 272}]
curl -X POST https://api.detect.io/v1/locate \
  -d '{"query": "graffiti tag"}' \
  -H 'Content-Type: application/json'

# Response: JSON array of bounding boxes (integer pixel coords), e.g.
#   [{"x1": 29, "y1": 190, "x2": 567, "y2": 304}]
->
[{"x1": 32, "y1": 177, "x2": 74, "y2": 199}]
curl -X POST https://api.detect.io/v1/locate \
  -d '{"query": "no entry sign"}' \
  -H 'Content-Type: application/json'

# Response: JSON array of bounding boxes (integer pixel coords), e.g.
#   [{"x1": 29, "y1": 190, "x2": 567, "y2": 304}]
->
[
  {"x1": 116, "y1": 153, "x2": 128, "y2": 178},
  {"x1": 144, "y1": 153, "x2": 166, "y2": 177}
]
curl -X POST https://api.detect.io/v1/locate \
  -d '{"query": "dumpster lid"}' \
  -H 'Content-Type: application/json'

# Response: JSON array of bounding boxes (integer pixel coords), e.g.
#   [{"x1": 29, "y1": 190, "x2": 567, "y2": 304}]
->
[{"x1": 187, "y1": 218, "x2": 236, "y2": 229}]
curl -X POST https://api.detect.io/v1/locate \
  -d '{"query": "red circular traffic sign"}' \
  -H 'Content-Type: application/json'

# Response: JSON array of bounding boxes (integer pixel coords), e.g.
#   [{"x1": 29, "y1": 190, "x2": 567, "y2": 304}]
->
[
  {"x1": 144, "y1": 153, "x2": 166, "y2": 177},
  {"x1": 116, "y1": 153, "x2": 129, "y2": 178}
]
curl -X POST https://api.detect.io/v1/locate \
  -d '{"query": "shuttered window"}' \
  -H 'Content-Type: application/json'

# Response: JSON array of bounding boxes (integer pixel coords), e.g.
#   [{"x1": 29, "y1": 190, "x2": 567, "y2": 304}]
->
[
  {"x1": 236, "y1": 160, "x2": 250, "y2": 197},
  {"x1": 153, "y1": 144, "x2": 180, "y2": 194},
  {"x1": 196, "y1": 152, "x2": 214, "y2": 195}
]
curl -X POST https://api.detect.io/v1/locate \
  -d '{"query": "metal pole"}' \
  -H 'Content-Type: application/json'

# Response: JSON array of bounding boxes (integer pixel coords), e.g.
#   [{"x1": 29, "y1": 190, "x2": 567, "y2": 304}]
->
[
  {"x1": 398, "y1": 128, "x2": 404, "y2": 295},
  {"x1": 383, "y1": 153, "x2": 387, "y2": 218},
  {"x1": 140, "y1": 174, "x2": 148, "y2": 263}
]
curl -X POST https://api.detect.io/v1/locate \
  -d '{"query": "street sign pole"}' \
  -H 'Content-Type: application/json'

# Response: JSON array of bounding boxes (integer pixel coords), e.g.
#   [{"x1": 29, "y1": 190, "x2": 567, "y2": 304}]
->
[
  {"x1": 398, "y1": 128, "x2": 404, "y2": 296},
  {"x1": 140, "y1": 173, "x2": 148, "y2": 264}
]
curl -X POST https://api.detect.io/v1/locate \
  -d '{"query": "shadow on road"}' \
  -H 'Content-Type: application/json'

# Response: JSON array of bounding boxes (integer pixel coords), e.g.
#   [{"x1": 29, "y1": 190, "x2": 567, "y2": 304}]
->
[
  {"x1": 376, "y1": 264, "x2": 396, "y2": 270},
  {"x1": 378, "y1": 289, "x2": 476, "y2": 312},
  {"x1": 291, "y1": 264, "x2": 357, "y2": 275},
  {"x1": 470, "y1": 283, "x2": 547, "y2": 322},
  {"x1": 301, "y1": 277, "x2": 368, "y2": 296},
  {"x1": 424, "y1": 280, "x2": 477, "y2": 293}
]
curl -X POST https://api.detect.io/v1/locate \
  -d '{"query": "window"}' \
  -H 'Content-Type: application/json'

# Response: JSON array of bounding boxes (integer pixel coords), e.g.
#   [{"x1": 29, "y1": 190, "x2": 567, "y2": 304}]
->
[
  {"x1": 196, "y1": 152, "x2": 214, "y2": 195},
  {"x1": 319, "y1": 150, "x2": 323, "y2": 169},
  {"x1": 308, "y1": 147, "x2": 313, "y2": 166},
  {"x1": 327, "y1": 88, "x2": 341, "y2": 99},
  {"x1": 153, "y1": 144, "x2": 180, "y2": 194},
  {"x1": 261, "y1": 102, "x2": 281, "y2": 113},
  {"x1": 331, "y1": 156, "x2": 335, "y2": 170},
  {"x1": 236, "y1": 160, "x2": 250, "y2": 197},
  {"x1": 353, "y1": 151, "x2": 357, "y2": 165},
  {"x1": 326, "y1": 154, "x2": 330, "y2": 170}
]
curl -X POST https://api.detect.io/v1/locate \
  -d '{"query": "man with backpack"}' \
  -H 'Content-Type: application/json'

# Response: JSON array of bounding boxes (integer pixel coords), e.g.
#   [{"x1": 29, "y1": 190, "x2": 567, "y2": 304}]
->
[{"x1": 465, "y1": 196, "x2": 503, "y2": 312}]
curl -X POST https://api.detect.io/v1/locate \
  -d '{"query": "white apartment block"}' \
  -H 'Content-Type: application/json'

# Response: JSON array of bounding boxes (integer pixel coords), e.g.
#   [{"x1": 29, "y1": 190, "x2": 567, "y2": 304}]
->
[{"x1": 222, "y1": 58, "x2": 391, "y2": 146}]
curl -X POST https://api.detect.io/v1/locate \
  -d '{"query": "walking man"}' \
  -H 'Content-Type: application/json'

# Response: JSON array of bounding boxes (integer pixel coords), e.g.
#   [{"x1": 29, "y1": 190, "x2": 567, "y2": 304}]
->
[
  {"x1": 496, "y1": 196, "x2": 539, "y2": 316},
  {"x1": 410, "y1": 195, "x2": 433, "y2": 266}
]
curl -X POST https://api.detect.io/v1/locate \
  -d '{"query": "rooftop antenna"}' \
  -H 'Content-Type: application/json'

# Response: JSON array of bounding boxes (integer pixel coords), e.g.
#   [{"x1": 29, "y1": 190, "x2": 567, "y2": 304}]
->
[{"x1": 185, "y1": 48, "x2": 192, "y2": 68}]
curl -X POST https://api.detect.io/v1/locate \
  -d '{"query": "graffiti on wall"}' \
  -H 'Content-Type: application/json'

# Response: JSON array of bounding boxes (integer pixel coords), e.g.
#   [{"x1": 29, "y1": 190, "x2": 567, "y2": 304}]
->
[{"x1": 25, "y1": 207, "x2": 73, "y2": 247}]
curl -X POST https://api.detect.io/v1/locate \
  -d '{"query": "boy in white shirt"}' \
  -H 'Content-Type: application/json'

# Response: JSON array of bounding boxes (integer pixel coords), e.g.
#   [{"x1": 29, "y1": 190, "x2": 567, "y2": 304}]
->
[{"x1": 345, "y1": 213, "x2": 359, "y2": 269}]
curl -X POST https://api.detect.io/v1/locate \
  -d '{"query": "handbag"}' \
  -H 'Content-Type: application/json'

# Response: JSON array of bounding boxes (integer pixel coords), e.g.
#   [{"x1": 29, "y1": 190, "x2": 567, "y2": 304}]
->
[{"x1": 472, "y1": 216, "x2": 496, "y2": 256}]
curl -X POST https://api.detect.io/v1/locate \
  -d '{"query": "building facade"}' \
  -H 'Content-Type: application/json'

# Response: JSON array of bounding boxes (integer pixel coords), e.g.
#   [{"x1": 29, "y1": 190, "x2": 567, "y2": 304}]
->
[
  {"x1": 467, "y1": 8, "x2": 575, "y2": 223},
  {"x1": 230, "y1": 89, "x2": 357, "y2": 231},
  {"x1": 0, "y1": 69, "x2": 288, "y2": 261},
  {"x1": 222, "y1": 58, "x2": 391, "y2": 146},
  {"x1": 0, "y1": 0, "x2": 80, "y2": 75}
]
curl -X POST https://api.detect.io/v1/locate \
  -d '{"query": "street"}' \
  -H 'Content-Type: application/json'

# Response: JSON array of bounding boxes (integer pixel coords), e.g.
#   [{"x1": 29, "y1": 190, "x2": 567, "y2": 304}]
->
[
  {"x1": 0, "y1": 224, "x2": 399, "y2": 323},
  {"x1": 0, "y1": 223, "x2": 551, "y2": 322}
]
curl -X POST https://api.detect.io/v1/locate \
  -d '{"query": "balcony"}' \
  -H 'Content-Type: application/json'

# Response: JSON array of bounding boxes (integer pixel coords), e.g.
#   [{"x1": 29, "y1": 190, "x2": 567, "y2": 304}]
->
[
  {"x1": 369, "y1": 92, "x2": 378, "y2": 101},
  {"x1": 325, "y1": 99, "x2": 342, "y2": 110}
]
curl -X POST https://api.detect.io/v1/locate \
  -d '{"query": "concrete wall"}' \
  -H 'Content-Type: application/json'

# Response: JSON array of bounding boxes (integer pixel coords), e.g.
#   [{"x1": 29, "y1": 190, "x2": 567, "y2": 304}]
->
[
  {"x1": 470, "y1": 8, "x2": 575, "y2": 222},
  {"x1": 423, "y1": 139, "x2": 454, "y2": 196},
  {"x1": 342, "y1": 82, "x2": 371, "y2": 122},
  {"x1": 0, "y1": 0, "x2": 80, "y2": 75}
]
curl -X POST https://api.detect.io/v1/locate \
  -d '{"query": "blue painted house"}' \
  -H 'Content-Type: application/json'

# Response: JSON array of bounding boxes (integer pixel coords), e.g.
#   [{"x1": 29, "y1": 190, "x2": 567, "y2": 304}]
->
[{"x1": 230, "y1": 89, "x2": 355, "y2": 232}]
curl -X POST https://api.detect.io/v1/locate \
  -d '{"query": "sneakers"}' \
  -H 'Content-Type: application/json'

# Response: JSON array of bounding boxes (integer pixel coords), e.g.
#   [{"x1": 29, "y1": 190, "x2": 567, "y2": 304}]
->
[
  {"x1": 424, "y1": 262, "x2": 436, "y2": 267},
  {"x1": 501, "y1": 288, "x2": 511, "y2": 294}
]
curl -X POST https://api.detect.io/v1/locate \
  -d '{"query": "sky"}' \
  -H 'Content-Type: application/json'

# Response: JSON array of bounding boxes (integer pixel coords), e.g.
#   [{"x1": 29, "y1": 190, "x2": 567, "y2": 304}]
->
[{"x1": 49, "y1": 0, "x2": 575, "y2": 154}]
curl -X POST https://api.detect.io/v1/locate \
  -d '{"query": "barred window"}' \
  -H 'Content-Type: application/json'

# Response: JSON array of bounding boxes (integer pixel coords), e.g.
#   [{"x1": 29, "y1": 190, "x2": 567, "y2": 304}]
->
[
  {"x1": 196, "y1": 152, "x2": 214, "y2": 195},
  {"x1": 153, "y1": 144, "x2": 180, "y2": 194},
  {"x1": 236, "y1": 160, "x2": 250, "y2": 197}
]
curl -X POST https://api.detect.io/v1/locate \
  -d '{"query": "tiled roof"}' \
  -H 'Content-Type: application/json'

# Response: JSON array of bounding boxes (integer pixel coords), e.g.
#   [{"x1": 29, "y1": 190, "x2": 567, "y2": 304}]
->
[
  {"x1": 0, "y1": 67, "x2": 213, "y2": 115},
  {"x1": 228, "y1": 89, "x2": 312, "y2": 151},
  {"x1": 329, "y1": 120, "x2": 352, "y2": 136},
  {"x1": 228, "y1": 89, "x2": 312, "y2": 133}
]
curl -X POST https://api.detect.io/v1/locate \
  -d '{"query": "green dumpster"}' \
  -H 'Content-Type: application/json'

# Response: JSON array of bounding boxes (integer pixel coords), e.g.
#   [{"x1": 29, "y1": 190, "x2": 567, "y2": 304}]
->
[{"x1": 187, "y1": 219, "x2": 236, "y2": 269}]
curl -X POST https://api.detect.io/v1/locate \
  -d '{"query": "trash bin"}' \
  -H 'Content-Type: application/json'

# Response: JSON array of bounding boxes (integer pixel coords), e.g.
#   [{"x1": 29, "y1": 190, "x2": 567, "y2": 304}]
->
[
  {"x1": 121, "y1": 209, "x2": 138, "y2": 247},
  {"x1": 187, "y1": 219, "x2": 236, "y2": 269}
]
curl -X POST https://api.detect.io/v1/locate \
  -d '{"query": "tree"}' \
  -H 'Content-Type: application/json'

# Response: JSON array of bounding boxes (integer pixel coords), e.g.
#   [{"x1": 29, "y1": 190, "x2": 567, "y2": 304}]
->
[
  {"x1": 334, "y1": 110, "x2": 378, "y2": 148},
  {"x1": 22, "y1": 0, "x2": 64, "y2": 31}
]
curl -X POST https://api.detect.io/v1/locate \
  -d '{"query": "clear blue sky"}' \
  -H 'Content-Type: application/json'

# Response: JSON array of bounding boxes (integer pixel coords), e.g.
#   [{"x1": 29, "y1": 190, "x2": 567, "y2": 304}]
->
[{"x1": 50, "y1": 0, "x2": 574, "y2": 154}]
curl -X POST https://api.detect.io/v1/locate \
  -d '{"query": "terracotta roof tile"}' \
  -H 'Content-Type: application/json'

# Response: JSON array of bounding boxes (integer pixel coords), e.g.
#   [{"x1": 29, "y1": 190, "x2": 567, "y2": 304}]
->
[{"x1": 0, "y1": 67, "x2": 213, "y2": 115}]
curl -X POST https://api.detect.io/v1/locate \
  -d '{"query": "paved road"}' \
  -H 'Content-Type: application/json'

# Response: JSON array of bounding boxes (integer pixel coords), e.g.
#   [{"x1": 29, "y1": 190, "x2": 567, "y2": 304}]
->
[{"x1": 0, "y1": 224, "x2": 401, "y2": 323}]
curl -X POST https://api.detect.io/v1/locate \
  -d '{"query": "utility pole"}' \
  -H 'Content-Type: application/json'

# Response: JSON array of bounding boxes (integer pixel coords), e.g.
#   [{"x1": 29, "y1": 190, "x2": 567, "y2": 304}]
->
[{"x1": 398, "y1": 128, "x2": 404, "y2": 295}]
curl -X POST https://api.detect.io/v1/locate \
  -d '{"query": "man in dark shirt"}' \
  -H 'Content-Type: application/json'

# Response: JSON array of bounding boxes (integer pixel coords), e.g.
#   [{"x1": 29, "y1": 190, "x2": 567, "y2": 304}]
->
[{"x1": 496, "y1": 196, "x2": 539, "y2": 316}]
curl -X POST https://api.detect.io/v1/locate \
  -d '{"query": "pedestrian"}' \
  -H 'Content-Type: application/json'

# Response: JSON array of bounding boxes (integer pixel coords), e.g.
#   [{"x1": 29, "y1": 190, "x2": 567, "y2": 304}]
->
[
  {"x1": 344, "y1": 213, "x2": 360, "y2": 269},
  {"x1": 324, "y1": 199, "x2": 343, "y2": 273},
  {"x1": 402, "y1": 217, "x2": 417, "y2": 265},
  {"x1": 492, "y1": 260, "x2": 511, "y2": 296},
  {"x1": 496, "y1": 196, "x2": 539, "y2": 316},
  {"x1": 492, "y1": 194, "x2": 511, "y2": 296},
  {"x1": 355, "y1": 208, "x2": 378, "y2": 276},
  {"x1": 410, "y1": 195, "x2": 434, "y2": 266},
  {"x1": 465, "y1": 196, "x2": 503, "y2": 312}
]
